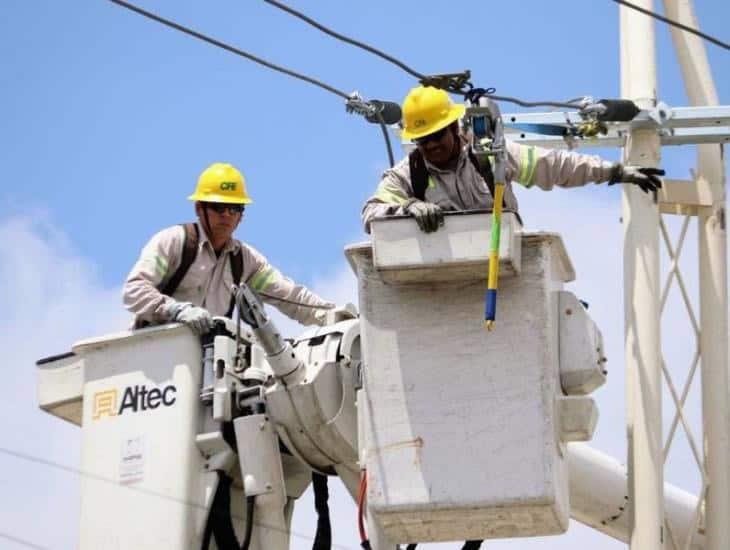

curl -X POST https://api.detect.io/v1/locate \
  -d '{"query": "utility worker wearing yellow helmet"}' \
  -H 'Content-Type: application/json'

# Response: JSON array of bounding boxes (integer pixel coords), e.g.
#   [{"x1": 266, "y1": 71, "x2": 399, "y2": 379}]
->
[
  {"x1": 362, "y1": 86, "x2": 664, "y2": 233},
  {"x1": 124, "y1": 163, "x2": 335, "y2": 334}
]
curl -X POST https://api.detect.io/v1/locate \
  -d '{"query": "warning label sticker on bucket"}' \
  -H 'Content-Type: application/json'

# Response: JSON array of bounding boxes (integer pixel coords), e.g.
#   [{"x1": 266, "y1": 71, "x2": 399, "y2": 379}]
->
[{"x1": 119, "y1": 436, "x2": 145, "y2": 485}]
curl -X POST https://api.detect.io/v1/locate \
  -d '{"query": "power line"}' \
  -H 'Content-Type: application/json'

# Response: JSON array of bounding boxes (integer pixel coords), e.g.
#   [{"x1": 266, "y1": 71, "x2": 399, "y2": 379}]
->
[
  {"x1": 611, "y1": 0, "x2": 729, "y2": 51},
  {"x1": 106, "y1": 0, "x2": 397, "y2": 166},
  {"x1": 0, "y1": 446, "x2": 355, "y2": 550},
  {"x1": 261, "y1": 0, "x2": 597, "y2": 110},
  {"x1": 0, "y1": 533, "x2": 50, "y2": 550},
  {"x1": 107, "y1": 0, "x2": 352, "y2": 99},
  {"x1": 262, "y1": 0, "x2": 426, "y2": 81}
]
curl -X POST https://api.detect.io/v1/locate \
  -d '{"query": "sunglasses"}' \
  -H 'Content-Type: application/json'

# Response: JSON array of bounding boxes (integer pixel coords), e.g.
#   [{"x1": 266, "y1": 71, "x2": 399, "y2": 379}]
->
[
  {"x1": 414, "y1": 125, "x2": 450, "y2": 146},
  {"x1": 203, "y1": 202, "x2": 245, "y2": 215}
]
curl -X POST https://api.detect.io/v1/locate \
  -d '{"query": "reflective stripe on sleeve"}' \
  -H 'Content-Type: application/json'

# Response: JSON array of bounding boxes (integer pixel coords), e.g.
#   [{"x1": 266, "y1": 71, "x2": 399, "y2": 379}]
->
[
  {"x1": 155, "y1": 255, "x2": 168, "y2": 277},
  {"x1": 249, "y1": 266, "x2": 278, "y2": 291},
  {"x1": 518, "y1": 146, "x2": 538, "y2": 188},
  {"x1": 373, "y1": 182, "x2": 408, "y2": 205}
]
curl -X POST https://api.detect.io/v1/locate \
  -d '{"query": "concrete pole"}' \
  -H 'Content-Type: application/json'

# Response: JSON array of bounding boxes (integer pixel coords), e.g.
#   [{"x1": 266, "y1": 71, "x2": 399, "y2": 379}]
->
[
  {"x1": 662, "y1": 2, "x2": 730, "y2": 548},
  {"x1": 619, "y1": 2, "x2": 664, "y2": 548}
]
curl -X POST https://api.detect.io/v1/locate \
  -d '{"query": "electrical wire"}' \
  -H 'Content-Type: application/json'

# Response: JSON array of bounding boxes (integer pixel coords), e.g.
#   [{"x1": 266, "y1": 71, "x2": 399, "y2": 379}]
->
[
  {"x1": 242, "y1": 496, "x2": 256, "y2": 550},
  {"x1": 107, "y1": 0, "x2": 397, "y2": 166},
  {"x1": 0, "y1": 446, "x2": 353, "y2": 550},
  {"x1": 107, "y1": 0, "x2": 351, "y2": 99},
  {"x1": 107, "y1": 0, "x2": 609, "y2": 147},
  {"x1": 261, "y1": 0, "x2": 608, "y2": 110},
  {"x1": 0, "y1": 533, "x2": 49, "y2": 550},
  {"x1": 375, "y1": 111, "x2": 395, "y2": 167},
  {"x1": 357, "y1": 470, "x2": 370, "y2": 549},
  {"x1": 611, "y1": 0, "x2": 729, "y2": 50},
  {"x1": 262, "y1": 0, "x2": 426, "y2": 81},
  {"x1": 466, "y1": 88, "x2": 584, "y2": 110},
  {"x1": 258, "y1": 291, "x2": 337, "y2": 310}
]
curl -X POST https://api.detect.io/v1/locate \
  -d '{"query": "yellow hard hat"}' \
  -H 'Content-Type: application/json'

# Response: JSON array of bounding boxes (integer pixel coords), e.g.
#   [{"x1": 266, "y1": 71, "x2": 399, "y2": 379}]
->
[
  {"x1": 188, "y1": 163, "x2": 253, "y2": 204},
  {"x1": 400, "y1": 86, "x2": 466, "y2": 141}
]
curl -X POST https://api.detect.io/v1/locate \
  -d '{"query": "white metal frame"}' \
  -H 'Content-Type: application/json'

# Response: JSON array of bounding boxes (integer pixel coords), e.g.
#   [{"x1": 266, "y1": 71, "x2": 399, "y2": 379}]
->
[{"x1": 505, "y1": 1, "x2": 728, "y2": 547}]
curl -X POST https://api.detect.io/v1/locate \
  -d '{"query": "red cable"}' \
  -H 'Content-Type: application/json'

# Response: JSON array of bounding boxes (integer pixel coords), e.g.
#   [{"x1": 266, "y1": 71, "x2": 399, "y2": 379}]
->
[{"x1": 357, "y1": 469, "x2": 368, "y2": 543}]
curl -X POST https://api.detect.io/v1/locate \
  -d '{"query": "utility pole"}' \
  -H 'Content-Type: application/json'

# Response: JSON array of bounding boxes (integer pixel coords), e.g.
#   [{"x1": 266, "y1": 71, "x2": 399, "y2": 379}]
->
[
  {"x1": 663, "y1": 1, "x2": 730, "y2": 548},
  {"x1": 620, "y1": 1, "x2": 664, "y2": 548}
]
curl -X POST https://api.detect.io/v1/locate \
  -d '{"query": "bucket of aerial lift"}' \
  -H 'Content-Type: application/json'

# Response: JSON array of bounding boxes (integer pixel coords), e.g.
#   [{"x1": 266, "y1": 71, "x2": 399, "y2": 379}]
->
[
  {"x1": 346, "y1": 211, "x2": 605, "y2": 544},
  {"x1": 36, "y1": 324, "x2": 247, "y2": 549}
]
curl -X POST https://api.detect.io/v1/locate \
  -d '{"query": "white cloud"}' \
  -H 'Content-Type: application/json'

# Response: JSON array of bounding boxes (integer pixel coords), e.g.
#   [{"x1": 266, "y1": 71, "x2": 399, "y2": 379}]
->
[{"x1": 0, "y1": 215, "x2": 131, "y2": 550}]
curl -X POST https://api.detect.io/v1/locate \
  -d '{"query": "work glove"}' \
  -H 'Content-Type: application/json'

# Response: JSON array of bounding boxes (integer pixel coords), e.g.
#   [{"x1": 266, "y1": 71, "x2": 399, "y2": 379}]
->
[
  {"x1": 322, "y1": 303, "x2": 358, "y2": 325},
  {"x1": 165, "y1": 302, "x2": 213, "y2": 335},
  {"x1": 609, "y1": 164, "x2": 665, "y2": 195},
  {"x1": 403, "y1": 198, "x2": 444, "y2": 233}
]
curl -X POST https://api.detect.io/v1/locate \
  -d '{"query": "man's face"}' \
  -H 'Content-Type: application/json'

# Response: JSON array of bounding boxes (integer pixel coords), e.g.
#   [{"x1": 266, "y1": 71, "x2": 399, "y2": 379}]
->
[
  {"x1": 415, "y1": 123, "x2": 458, "y2": 166},
  {"x1": 196, "y1": 202, "x2": 243, "y2": 242}
]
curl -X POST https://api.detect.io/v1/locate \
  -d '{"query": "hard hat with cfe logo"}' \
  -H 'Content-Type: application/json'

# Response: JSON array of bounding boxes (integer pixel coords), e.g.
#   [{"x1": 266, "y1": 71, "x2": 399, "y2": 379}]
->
[
  {"x1": 400, "y1": 86, "x2": 466, "y2": 141},
  {"x1": 188, "y1": 162, "x2": 253, "y2": 204}
]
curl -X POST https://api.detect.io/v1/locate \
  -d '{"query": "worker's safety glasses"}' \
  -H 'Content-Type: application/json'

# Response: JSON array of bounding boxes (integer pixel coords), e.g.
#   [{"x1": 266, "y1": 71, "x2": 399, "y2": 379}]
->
[
  {"x1": 203, "y1": 202, "x2": 245, "y2": 215},
  {"x1": 414, "y1": 125, "x2": 450, "y2": 146}
]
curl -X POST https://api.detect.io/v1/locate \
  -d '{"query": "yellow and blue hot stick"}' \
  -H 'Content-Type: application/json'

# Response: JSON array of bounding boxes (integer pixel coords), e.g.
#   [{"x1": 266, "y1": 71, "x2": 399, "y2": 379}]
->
[
  {"x1": 482, "y1": 103, "x2": 507, "y2": 331},
  {"x1": 484, "y1": 178, "x2": 505, "y2": 331},
  {"x1": 465, "y1": 93, "x2": 507, "y2": 330}
]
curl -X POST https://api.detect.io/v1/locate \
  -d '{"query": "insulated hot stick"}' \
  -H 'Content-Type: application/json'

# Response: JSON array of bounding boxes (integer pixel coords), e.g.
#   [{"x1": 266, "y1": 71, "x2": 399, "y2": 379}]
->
[{"x1": 469, "y1": 97, "x2": 507, "y2": 331}]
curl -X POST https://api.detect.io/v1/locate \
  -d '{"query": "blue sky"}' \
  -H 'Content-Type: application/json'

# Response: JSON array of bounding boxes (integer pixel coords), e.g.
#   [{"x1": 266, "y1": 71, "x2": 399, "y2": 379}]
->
[{"x1": 1, "y1": 1, "x2": 729, "y2": 549}]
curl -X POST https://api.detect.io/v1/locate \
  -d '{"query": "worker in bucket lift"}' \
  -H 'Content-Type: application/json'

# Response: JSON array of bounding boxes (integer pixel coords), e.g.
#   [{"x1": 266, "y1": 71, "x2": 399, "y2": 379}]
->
[
  {"x1": 124, "y1": 162, "x2": 336, "y2": 334},
  {"x1": 362, "y1": 85, "x2": 665, "y2": 233}
]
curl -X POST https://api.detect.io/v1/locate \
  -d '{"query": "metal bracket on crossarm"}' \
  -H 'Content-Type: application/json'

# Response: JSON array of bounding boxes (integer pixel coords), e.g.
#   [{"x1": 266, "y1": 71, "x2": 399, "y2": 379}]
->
[{"x1": 502, "y1": 103, "x2": 730, "y2": 149}]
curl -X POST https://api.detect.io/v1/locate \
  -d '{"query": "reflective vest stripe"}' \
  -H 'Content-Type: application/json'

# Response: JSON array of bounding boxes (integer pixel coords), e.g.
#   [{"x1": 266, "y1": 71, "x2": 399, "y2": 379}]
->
[
  {"x1": 155, "y1": 255, "x2": 168, "y2": 277},
  {"x1": 519, "y1": 146, "x2": 537, "y2": 188},
  {"x1": 374, "y1": 185, "x2": 408, "y2": 205},
  {"x1": 250, "y1": 266, "x2": 277, "y2": 291}
]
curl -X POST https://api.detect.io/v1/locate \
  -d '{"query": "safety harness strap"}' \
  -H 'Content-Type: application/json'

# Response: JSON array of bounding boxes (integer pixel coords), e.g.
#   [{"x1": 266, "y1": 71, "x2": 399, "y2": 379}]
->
[
  {"x1": 409, "y1": 149, "x2": 429, "y2": 201},
  {"x1": 409, "y1": 149, "x2": 495, "y2": 202},
  {"x1": 225, "y1": 249, "x2": 244, "y2": 318},
  {"x1": 154, "y1": 221, "x2": 243, "y2": 319},
  {"x1": 160, "y1": 223, "x2": 199, "y2": 297},
  {"x1": 135, "y1": 223, "x2": 201, "y2": 329},
  {"x1": 467, "y1": 149, "x2": 496, "y2": 199}
]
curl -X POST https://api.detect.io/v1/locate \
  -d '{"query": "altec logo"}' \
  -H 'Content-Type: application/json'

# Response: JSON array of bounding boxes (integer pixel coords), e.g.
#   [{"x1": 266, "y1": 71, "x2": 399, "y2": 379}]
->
[{"x1": 92, "y1": 384, "x2": 177, "y2": 420}]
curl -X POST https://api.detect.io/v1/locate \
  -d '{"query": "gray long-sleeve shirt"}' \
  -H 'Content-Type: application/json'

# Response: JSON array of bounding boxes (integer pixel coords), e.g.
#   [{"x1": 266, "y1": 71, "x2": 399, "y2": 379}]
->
[
  {"x1": 362, "y1": 140, "x2": 615, "y2": 232},
  {"x1": 123, "y1": 223, "x2": 333, "y2": 327}
]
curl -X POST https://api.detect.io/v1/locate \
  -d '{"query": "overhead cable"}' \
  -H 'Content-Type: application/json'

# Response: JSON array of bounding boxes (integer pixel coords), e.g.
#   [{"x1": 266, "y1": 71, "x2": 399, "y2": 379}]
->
[
  {"x1": 468, "y1": 88, "x2": 588, "y2": 110},
  {"x1": 106, "y1": 0, "x2": 397, "y2": 165},
  {"x1": 0, "y1": 533, "x2": 49, "y2": 550},
  {"x1": 611, "y1": 0, "x2": 729, "y2": 51},
  {"x1": 261, "y1": 0, "x2": 598, "y2": 110},
  {"x1": 107, "y1": 0, "x2": 352, "y2": 99},
  {"x1": 0, "y1": 446, "x2": 352, "y2": 549},
  {"x1": 263, "y1": 0, "x2": 426, "y2": 80}
]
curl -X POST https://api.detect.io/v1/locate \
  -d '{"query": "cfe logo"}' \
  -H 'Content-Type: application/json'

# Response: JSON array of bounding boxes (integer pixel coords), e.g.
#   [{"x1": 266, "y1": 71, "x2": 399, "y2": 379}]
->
[
  {"x1": 219, "y1": 181, "x2": 237, "y2": 191},
  {"x1": 92, "y1": 384, "x2": 177, "y2": 421}
]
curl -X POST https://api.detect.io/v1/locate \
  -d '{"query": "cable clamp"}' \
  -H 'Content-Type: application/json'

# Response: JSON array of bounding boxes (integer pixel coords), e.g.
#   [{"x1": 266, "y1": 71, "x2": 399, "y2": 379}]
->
[
  {"x1": 345, "y1": 91, "x2": 376, "y2": 118},
  {"x1": 420, "y1": 71, "x2": 473, "y2": 94}
]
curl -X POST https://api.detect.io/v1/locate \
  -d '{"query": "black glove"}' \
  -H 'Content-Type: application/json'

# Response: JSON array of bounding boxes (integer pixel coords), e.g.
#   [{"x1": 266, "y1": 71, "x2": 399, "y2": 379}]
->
[
  {"x1": 403, "y1": 198, "x2": 444, "y2": 233},
  {"x1": 609, "y1": 164, "x2": 665, "y2": 194}
]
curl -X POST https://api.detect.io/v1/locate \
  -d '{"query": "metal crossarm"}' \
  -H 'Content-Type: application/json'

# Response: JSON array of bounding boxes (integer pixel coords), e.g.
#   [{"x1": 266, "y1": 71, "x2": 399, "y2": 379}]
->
[{"x1": 503, "y1": 105, "x2": 730, "y2": 149}]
